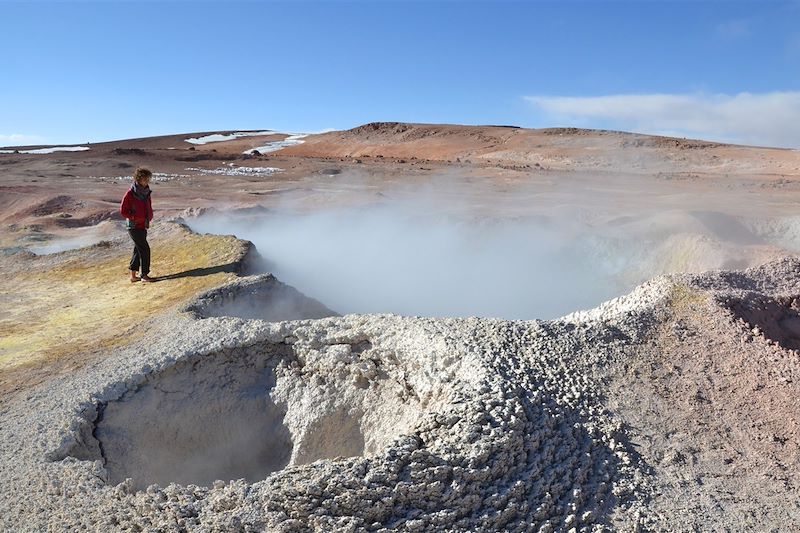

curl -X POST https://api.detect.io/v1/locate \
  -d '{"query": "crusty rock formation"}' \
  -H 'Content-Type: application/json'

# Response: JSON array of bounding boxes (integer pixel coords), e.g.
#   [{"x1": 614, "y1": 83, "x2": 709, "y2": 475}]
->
[{"x1": 2, "y1": 257, "x2": 799, "y2": 531}]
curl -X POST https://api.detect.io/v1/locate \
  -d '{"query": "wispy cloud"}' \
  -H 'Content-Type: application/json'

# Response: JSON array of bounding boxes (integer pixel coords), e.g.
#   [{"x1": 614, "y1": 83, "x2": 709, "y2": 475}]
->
[
  {"x1": 524, "y1": 92, "x2": 800, "y2": 148},
  {"x1": 715, "y1": 19, "x2": 750, "y2": 40},
  {"x1": 0, "y1": 133, "x2": 45, "y2": 147},
  {"x1": 787, "y1": 33, "x2": 800, "y2": 58}
]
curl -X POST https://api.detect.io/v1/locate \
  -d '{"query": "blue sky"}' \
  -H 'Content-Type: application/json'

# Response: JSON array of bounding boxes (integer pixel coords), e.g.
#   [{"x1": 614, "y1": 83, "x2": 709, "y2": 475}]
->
[{"x1": 2, "y1": 1, "x2": 799, "y2": 147}]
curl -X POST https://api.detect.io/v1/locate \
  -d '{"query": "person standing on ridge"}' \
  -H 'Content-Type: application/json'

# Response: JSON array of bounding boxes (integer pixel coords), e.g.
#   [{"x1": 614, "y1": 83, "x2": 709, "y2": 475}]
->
[{"x1": 120, "y1": 167, "x2": 155, "y2": 282}]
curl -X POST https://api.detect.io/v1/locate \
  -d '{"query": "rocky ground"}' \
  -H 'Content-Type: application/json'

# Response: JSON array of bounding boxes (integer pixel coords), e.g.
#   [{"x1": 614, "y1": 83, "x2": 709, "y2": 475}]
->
[
  {"x1": 2, "y1": 258, "x2": 800, "y2": 531},
  {"x1": 1, "y1": 124, "x2": 800, "y2": 531}
]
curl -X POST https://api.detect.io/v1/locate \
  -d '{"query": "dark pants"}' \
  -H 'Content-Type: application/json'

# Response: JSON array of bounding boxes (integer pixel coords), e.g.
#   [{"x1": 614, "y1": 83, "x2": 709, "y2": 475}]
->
[{"x1": 128, "y1": 229, "x2": 150, "y2": 275}]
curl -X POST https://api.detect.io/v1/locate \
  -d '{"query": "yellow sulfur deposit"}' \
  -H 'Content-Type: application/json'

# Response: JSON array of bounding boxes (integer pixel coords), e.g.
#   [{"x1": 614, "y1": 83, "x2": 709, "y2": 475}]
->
[{"x1": 0, "y1": 223, "x2": 250, "y2": 370}]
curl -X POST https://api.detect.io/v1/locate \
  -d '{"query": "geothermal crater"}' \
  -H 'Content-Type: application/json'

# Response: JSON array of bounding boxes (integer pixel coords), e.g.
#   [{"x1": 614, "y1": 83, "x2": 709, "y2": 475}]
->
[
  {"x1": 94, "y1": 345, "x2": 294, "y2": 489},
  {"x1": 62, "y1": 320, "x2": 455, "y2": 492},
  {"x1": 34, "y1": 298, "x2": 655, "y2": 531}
]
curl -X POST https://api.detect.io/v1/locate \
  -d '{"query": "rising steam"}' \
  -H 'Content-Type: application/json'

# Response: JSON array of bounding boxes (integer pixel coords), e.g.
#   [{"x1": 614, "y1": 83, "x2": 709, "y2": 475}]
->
[
  {"x1": 185, "y1": 170, "x2": 800, "y2": 320},
  {"x1": 188, "y1": 203, "x2": 626, "y2": 319}
]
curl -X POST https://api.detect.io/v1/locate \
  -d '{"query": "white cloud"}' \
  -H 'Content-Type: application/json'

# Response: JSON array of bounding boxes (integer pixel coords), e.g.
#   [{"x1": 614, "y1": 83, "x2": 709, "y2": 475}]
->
[
  {"x1": 0, "y1": 133, "x2": 45, "y2": 147},
  {"x1": 524, "y1": 92, "x2": 800, "y2": 148}
]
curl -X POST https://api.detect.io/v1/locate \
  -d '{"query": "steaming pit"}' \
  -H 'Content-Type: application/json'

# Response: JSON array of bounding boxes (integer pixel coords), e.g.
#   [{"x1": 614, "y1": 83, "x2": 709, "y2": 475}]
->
[{"x1": 186, "y1": 205, "x2": 800, "y2": 321}]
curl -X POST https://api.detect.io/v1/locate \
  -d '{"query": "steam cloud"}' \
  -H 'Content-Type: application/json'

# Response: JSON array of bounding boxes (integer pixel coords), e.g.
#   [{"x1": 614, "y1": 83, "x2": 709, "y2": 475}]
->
[
  {"x1": 189, "y1": 203, "x2": 629, "y2": 320},
  {"x1": 186, "y1": 171, "x2": 800, "y2": 321}
]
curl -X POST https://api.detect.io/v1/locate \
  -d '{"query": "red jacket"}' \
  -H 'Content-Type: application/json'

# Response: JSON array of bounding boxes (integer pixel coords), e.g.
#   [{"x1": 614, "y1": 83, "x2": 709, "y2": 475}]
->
[{"x1": 120, "y1": 188, "x2": 153, "y2": 230}]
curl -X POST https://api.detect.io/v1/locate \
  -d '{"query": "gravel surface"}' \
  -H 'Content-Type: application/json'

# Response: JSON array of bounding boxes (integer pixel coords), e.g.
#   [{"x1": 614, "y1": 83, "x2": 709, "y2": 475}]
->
[{"x1": 2, "y1": 258, "x2": 800, "y2": 532}]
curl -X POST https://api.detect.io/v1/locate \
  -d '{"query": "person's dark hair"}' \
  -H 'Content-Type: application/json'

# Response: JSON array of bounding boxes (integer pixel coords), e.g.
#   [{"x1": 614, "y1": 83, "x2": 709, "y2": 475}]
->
[{"x1": 133, "y1": 167, "x2": 153, "y2": 183}]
